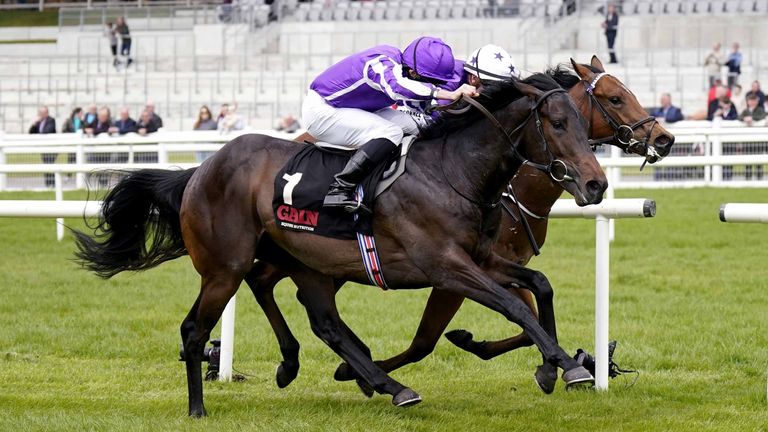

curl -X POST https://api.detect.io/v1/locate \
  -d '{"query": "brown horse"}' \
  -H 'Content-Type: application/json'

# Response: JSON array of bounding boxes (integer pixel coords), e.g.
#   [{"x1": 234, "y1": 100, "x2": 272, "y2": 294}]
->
[
  {"x1": 244, "y1": 57, "x2": 675, "y2": 394},
  {"x1": 74, "y1": 73, "x2": 608, "y2": 416}
]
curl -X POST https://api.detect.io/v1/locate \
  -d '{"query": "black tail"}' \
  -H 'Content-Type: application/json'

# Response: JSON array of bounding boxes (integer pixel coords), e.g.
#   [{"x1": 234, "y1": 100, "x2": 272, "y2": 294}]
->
[{"x1": 73, "y1": 168, "x2": 198, "y2": 278}]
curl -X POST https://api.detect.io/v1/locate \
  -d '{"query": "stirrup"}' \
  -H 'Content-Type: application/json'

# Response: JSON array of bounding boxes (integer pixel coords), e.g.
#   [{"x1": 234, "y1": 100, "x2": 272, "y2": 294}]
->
[{"x1": 323, "y1": 195, "x2": 371, "y2": 215}]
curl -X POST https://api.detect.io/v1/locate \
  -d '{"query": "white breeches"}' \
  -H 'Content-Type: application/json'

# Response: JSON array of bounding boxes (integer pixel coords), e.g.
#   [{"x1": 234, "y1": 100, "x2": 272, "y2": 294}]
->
[{"x1": 301, "y1": 89, "x2": 420, "y2": 149}]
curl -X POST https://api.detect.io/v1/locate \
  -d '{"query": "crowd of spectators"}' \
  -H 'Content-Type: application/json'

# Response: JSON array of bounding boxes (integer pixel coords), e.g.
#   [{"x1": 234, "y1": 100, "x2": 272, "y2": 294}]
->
[
  {"x1": 649, "y1": 41, "x2": 765, "y2": 128},
  {"x1": 26, "y1": 99, "x2": 259, "y2": 173}
]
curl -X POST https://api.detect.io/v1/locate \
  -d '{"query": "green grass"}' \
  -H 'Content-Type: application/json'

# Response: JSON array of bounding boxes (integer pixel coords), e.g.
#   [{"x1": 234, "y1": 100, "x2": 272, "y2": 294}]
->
[
  {"x1": 0, "y1": 10, "x2": 58, "y2": 27},
  {"x1": 1, "y1": 188, "x2": 768, "y2": 431},
  {"x1": 0, "y1": 38, "x2": 56, "y2": 44}
]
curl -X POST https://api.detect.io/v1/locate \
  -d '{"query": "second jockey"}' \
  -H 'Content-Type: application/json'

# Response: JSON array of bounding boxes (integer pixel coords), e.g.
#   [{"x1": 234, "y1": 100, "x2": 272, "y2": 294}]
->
[{"x1": 302, "y1": 36, "x2": 478, "y2": 214}]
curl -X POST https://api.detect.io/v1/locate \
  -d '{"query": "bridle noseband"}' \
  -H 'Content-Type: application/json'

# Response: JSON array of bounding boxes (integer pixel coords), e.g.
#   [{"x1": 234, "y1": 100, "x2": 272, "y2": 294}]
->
[{"x1": 583, "y1": 72, "x2": 660, "y2": 167}]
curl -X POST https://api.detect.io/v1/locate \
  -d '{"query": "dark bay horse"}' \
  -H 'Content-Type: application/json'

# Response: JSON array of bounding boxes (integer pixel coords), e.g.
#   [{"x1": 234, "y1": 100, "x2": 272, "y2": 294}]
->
[
  {"x1": 74, "y1": 73, "x2": 608, "y2": 416},
  {"x1": 242, "y1": 57, "x2": 675, "y2": 394}
]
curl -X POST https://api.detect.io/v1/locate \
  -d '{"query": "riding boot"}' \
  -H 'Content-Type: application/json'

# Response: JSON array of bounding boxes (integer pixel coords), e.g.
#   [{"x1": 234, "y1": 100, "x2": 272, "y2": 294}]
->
[
  {"x1": 609, "y1": 52, "x2": 618, "y2": 64},
  {"x1": 323, "y1": 138, "x2": 397, "y2": 214}
]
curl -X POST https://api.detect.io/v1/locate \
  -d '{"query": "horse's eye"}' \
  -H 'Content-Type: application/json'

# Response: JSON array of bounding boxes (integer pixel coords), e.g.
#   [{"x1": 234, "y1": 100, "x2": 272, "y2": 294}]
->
[
  {"x1": 609, "y1": 96, "x2": 621, "y2": 105},
  {"x1": 552, "y1": 121, "x2": 565, "y2": 130}
]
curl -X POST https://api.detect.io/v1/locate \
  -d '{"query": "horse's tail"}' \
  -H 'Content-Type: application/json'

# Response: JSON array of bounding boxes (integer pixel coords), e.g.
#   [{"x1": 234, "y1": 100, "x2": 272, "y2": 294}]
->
[{"x1": 73, "y1": 168, "x2": 198, "y2": 279}]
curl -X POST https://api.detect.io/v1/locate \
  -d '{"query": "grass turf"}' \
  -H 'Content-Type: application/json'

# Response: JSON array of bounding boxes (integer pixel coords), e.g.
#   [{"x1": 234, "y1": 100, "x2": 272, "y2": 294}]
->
[
  {"x1": 0, "y1": 10, "x2": 58, "y2": 27},
  {"x1": 0, "y1": 188, "x2": 767, "y2": 431}
]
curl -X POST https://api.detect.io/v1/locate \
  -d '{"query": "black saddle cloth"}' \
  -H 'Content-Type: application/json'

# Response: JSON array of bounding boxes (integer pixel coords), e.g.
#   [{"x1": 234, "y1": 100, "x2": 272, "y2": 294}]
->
[{"x1": 273, "y1": 144, "x2": 395, "y2": 240}]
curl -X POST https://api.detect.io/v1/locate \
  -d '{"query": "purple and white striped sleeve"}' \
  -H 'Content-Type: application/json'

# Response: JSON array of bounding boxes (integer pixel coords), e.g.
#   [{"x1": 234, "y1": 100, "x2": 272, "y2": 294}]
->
[{"x1": 365, "y1": 55, "x2": 436, "y2": 103}]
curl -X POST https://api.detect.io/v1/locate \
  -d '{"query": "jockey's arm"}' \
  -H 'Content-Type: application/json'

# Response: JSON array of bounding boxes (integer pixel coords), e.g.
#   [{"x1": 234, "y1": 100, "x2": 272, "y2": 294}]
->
[
  {"x1": 435, "y1": 84, "x2": 479, "y2": 101},
  {"x1": 367, "y1": 56, "x2": 477, "y2": 104}
]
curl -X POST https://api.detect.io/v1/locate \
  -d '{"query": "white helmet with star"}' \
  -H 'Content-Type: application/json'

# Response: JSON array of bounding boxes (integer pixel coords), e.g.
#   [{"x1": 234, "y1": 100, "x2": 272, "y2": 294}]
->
[{"x1": 464, "y1": 44, "x2": 520, "y2": 81}]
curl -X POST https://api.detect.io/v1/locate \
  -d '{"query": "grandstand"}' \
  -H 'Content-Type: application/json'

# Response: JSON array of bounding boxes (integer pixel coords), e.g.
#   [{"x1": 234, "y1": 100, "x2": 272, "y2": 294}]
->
[{"x1": 1, "y1": 0, "x2": 767, "y2": 133}]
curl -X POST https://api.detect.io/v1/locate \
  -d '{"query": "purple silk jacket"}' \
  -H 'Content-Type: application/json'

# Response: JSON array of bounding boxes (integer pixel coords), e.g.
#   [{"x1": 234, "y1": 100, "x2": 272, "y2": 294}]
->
[{"x1": 309, "y1": 45, "x2": 439, "y2": 112}]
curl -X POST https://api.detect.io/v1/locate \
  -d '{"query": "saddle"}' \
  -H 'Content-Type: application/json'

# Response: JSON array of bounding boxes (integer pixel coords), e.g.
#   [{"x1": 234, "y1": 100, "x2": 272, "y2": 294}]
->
[{"x1": 272, "y1": 136, "x2": 416, "y2": 240}]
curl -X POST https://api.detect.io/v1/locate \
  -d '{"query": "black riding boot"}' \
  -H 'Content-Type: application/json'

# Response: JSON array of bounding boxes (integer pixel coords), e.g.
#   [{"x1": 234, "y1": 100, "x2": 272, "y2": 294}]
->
[{"x1": 323, "y1": 138, "x2": 397, "y2": 214}]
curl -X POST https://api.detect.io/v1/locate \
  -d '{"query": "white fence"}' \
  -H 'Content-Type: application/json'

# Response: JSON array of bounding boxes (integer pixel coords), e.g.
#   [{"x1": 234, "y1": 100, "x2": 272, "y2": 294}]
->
[
  {"x1": 719, "y1": 203, "x2": 768, "y2": 224},
  {"x1": 0, "y1": 197, "x2": 656, "y2": 389}
]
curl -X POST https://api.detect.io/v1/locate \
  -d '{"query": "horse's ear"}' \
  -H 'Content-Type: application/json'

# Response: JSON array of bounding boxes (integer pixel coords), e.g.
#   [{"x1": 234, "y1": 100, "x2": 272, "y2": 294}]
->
[
  {"x1": 513, "y1": 80, "x2": 542, "y2": 99},
  {"x1": 590, "y1": 55, "x2": 605, "y2": 72},
  {"x1": 570, "y1": 58, "x2": 596, "y2": 81}
]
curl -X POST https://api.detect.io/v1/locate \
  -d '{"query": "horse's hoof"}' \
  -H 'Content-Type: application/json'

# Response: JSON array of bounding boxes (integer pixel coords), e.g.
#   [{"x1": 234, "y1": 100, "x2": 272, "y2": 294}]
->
[
  {"x1": 356, "y1": 378, "x2": 374, "y2": 398},
  {"x1": 563, "y1": 366, "x2": 595, "y2": 390},
  {"x1": 444, "y1": 329, "x2": 474, "y2": 349},
  {"x1": 392, "y1": 388, "x2": 422, "y2": 407},
  {"x1": 188, "y1": 407, "x2": 207, "y2": 418},
  {"x1": 333, "y1": 362, "x2": 356, "y2": 382},
  {"x1": 534, "y1": 364, "x2": 557, "y2": 394},
  {"x1": 276, "y1": 362, "x2": 299, "y2": 389}
]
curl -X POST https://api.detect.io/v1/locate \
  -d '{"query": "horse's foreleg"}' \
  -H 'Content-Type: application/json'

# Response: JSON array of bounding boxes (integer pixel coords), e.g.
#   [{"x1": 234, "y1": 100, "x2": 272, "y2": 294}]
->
[
  {"x1": 334, "y1": 289, "x2": 464, "y2": 381},
  {"x1": 426, "y1": 249, "x2": 591, "y2": 393},
  {"x1": 244, "y1": 261, "x2": 302, "y2": 389},
  {"x1": 445, "y1": 287, "x2": 536, "y2": 360}
]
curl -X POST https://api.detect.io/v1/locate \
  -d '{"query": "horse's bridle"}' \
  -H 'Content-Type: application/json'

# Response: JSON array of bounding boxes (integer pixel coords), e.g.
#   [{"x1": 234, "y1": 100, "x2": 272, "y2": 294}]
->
[
  {"x1": 433, "y1": 87, "x2": 577, "y2": 255},
  {"x1": 583, "y1": 72, "x2": 660, "y2": 167},
  {"x1": 439, "y1": 88, "x2": 574, "y2": 189}
]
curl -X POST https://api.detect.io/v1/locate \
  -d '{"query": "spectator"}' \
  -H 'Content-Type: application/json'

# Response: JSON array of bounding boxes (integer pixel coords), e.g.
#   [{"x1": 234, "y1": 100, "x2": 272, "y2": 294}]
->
[
  {"x1": 217, "y1": 103, "x2": 244, "y2": 133},
  {"x1": 707, "y1": 79, "x2": 730, "y2": 104},
  {"x1": 29, "y1": 105, "x2": 56, "y2": 135},
  {"x1": 85, "y1": 106, "x2": 112, "y2": 136},
  {"x1": 29, "y1": 106, "x2": 57, "y2": 187},
  {"x1": 601, "y1": 3, "x2": 619, "y2": 64},
  {"x1": 703, "y1": 42, "x2": 724, "y2": 88},
  {"x1": 109, "y1": 107, "x2": 138, "y2": 135},
  {"x1": 730, "y1": 84, "x2": 745, "y2": 112},
  {"x1": 725, "y1": 42, "x2": 742, "y2": 89},
  {"x1": 194, "y1": 105, "x2": 218, "y2": 162},
  {"x1": 145, "y1": 99, "x2": 163, "y2": 128},
  {"x1": 194, "y1": 105, "x2": 217, "y2": 131},
  {"x1": 650, "y1": 93, "x2": 684, "y2": 124},
  {"x1": 133, "y1": 110, "x2": 159, "y2": 163},
  {"x1": 63, "y1": 107, "x2": 83, "y2": 133},
  {"x1": 83, "y1": 104, "x2": 98, "y2": 129},
  {"x1": 738, "y1": 94, "x2": 766, "y2": 126},
  {"x1": 707, "y1": 93, "x2": 738, "y2": 121},
  {"x1": 745, "y1": 80, "x2": 766, "y2": 108},
  {"x1": 217, "y1": 103, "x2": 229, "y2": 123},
  {"x1": 137, "y1": 110, "x2": 159, "y2": 136},
  {"x1": 115, "y1": 16, "x2": 133, "y2": 67},
  {"x1": 275, "y1": 114, "x2": 301, "y2": 133},
  {"x1": 105, "y1": 22, "x2": 119, "y2": 67}
]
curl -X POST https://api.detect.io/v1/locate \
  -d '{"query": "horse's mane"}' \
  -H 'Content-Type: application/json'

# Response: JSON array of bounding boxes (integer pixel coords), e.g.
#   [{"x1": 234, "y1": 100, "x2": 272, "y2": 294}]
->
[
  {"x1": 420, "y1": 72, "x2": 563, "y2": 140},
  {"x1": 545, "y1": 63, "x2": 602, "y2": 90}
]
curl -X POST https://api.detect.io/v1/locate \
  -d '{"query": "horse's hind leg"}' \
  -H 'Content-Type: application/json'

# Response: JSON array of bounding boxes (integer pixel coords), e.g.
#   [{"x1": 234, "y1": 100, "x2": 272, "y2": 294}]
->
[
  {"x1": 244, "y1": 261, "x2": 302, "y2": 388},
  {"x1": 445, "y1": 287, "x2": 536, "y2": 360},
  {"x1": 334, "y1": 289, "x2": 464, "y2": 381},
  {"x1": 182, "y1": 272, "x2": 245, "y2": 417},
  {"x1": 291, "y1": 270, "x2": 421, "y2": 406}
]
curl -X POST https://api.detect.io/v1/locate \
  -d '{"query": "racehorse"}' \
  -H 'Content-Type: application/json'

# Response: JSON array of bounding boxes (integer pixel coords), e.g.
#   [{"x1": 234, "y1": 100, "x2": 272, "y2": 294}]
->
[
  {"x1": 74, "y1": 72, "x2": 608, "y2": 417},
  {"x1": 240, "y1": 57, "x2": 676, "y2": 394}
]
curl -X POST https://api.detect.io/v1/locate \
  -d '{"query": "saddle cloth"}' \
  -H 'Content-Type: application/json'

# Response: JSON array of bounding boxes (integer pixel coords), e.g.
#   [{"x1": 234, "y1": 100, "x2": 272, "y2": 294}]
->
[{"x1": 272, "y1": 136, "x2": 414, "y2": 240}]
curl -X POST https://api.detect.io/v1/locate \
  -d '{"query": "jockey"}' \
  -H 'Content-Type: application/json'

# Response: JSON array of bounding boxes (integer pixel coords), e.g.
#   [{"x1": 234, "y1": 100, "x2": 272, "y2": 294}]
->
[
  {"x1": 462, "y1": 43, "x2": 521, "y2": 86},
  {"x1": 302, "y1": 36, "x2": 479, "y2": 213}
]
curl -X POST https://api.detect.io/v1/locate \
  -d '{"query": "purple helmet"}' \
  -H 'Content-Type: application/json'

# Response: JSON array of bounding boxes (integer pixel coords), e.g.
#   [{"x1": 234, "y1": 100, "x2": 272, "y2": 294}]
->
[{"x1": 402, "y1": 36, "x2": 462, "y2": 83}]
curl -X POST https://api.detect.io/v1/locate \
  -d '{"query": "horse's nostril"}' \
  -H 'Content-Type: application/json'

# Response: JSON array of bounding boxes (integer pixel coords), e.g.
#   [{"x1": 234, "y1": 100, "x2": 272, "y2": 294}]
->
[{"x1": 586, "y1": 180, "x2": 607, "y2": 197}]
